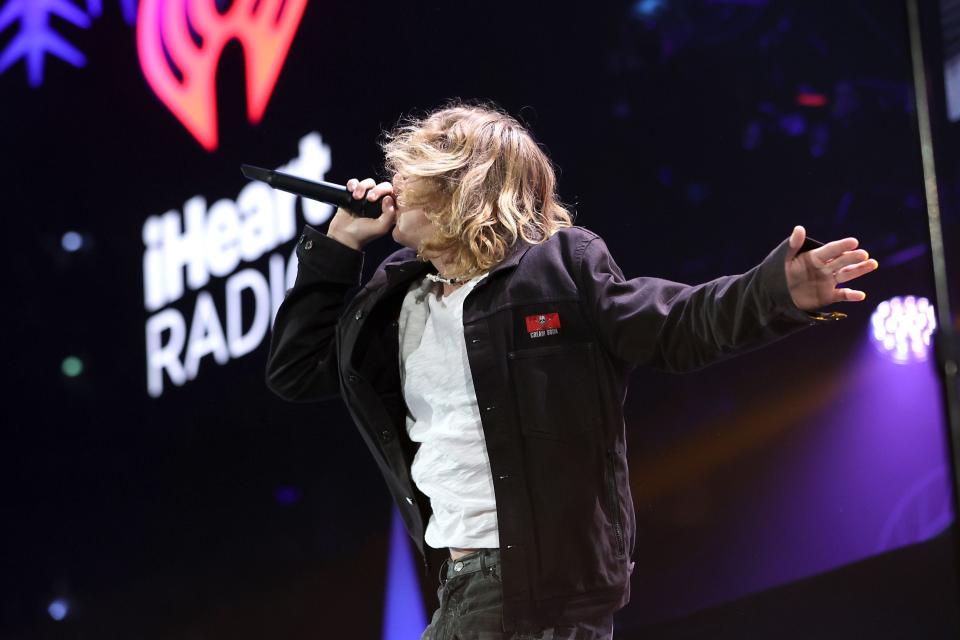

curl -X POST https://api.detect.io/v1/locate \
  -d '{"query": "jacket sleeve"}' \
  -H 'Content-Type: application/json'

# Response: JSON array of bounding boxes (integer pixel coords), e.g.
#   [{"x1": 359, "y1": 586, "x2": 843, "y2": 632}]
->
[
  {"x1": 265, "y1": 225, "x2": 364, "y2": 402},
  {"x1": 577, "y1": 234, "x2": 824, "y2": 372}
]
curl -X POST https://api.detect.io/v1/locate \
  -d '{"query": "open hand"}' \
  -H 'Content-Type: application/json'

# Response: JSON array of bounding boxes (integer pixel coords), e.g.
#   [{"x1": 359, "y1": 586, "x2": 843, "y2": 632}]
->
[{"x1": 785, "y1": 226, "x2": 879, "y2": 311}]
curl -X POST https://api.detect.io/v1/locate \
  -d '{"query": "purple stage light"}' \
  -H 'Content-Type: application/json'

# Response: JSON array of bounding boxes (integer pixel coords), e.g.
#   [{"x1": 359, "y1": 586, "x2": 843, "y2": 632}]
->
[
  {"x1": 273, "y1": 485, "x2": 301, "y2": 505},
  {"x1": 778, "y1": 113, "x2": 806, "y2": 137},
  {"x1": 47, "y1": 598, "x2": 69, "y2": 621},
  {"x1": 382, "y1": 506, "x2": 427, "y2": 640},
  {"x1": 870, "y1": 296, "x2": 937, "y2": 364},
  {"x1": 61, "y1": 231, "x2": 83, "y2": 252}
]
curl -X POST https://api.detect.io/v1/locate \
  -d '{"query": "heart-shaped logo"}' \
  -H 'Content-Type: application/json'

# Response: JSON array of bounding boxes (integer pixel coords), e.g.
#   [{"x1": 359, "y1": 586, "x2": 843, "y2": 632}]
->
[{"x1": 137, "y1": 0, "x2": 308, "y2": 151}]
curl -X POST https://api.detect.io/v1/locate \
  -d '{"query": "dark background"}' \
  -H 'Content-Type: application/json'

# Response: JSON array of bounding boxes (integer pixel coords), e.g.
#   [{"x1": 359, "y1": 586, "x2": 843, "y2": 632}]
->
[{"x1": 2, "y1": 0, "x2": 959, "y2": 637}]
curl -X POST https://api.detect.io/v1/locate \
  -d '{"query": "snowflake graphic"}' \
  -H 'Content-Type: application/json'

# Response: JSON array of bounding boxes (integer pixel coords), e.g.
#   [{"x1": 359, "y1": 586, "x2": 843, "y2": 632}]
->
[{"x1": 0, "y1": 0, "x2": 137, "y2": 88}]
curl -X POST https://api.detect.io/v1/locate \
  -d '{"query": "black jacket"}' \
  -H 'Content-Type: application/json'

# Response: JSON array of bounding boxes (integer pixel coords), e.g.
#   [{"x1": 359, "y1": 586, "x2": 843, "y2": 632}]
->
[{"x1": 265, "y1": 224, "x2": 824, "y2": 632}]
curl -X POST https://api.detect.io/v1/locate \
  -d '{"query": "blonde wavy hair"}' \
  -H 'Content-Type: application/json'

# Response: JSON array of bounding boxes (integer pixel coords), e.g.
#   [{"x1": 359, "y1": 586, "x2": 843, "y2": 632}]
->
[{"x1": 382, "y1": 100, "x2": 574, "y2": 280}]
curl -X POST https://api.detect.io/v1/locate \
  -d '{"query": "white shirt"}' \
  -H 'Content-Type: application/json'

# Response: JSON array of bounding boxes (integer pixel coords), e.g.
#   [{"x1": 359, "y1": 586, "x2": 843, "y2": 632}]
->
[{"x1": 398, "y1": 272, "x2": 499, "y2": 549}]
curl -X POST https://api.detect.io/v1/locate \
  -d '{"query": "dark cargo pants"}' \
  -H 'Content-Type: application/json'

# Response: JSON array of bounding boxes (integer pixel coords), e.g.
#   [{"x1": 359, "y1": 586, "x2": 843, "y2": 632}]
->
[{"x1": 419, "y1": 549, "x2": 615, "y2": 640}]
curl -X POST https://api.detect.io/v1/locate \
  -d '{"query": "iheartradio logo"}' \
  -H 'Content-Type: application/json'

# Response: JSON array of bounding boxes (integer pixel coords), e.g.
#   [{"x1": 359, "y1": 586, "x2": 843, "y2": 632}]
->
[{"x1": 137, "y1": 0, "x2": 308, "y2": 151}]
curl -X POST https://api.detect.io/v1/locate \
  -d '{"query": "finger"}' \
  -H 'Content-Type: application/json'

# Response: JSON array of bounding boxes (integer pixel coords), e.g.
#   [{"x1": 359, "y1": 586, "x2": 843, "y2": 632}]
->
[
  {"x1": 382, "y1": 194, "x2": 395, "y2": 215},
  {"x1": 824, "y1": 249, "x2": 869, "y2": 270},
  {"x1": 368, "y1": 181, "x2": 394, "y2": 201},
  {"x1": 353, "y1": 177, "x2": 376, "y2": 198},
  {"x1": 834, "y1": 259, "x2": 879, "y2": 284},
  {"x1": 812, "y1": 237, "x2": 859, "y2": 265},
  {"x1": 832, "y1": 288, "x2": 867, "y2": 303},
  {"x1": 374, "y1": 200, "x2": 397, "y2": 232},
  {"x1": 346, "y1": 178, "x2": 359, "y2": 191},
  {"x1": 785, "y1": 225, "x2": 805, "y2": 262}
]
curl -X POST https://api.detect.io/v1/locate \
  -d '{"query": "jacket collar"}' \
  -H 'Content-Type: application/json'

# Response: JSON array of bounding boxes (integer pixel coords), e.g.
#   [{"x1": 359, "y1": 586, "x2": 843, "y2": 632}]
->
[{"x1": 383, "y1": 240, "x2": 533, "y2": 289}]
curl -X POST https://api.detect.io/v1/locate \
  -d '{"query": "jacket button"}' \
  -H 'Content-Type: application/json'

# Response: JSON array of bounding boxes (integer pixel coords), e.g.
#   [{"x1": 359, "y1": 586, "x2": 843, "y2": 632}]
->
[
  {"x1": 355, "y1": 309, "x2": 363, "y2": 320},
  {"x1": 298, "y1": 233, "x2": 306, "y2": 244},
  {"x1": 380, "y1": 429, "x2": 392, "y2": 442},
  {"x1": 304, "y1": 240, "x2": 314, "y2": 250},
  {"x1": 405, "y1": 496, "x2": 415, "y2": 505},
  {"x1": 347, "y1": 374, "x2": 358, "y2": 383},
  {"x1": 470, "y1": 337, "x2": 480, "y2": 344},
  {"x1": 484, "y1": 405, "x2": 496, "y2": 412}
]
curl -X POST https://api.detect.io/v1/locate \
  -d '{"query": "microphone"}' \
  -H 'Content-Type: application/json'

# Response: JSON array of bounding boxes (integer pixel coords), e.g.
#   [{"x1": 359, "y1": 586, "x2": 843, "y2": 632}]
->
[{"x1": 240, "y1": 164, "x2": 385, "y2": 218}]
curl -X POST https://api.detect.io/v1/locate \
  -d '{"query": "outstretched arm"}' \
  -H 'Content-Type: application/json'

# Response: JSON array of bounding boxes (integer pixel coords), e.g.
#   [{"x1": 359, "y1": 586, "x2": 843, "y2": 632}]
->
[{"x1": 578, "y1": 227, "x2": 878, "y2": 373}]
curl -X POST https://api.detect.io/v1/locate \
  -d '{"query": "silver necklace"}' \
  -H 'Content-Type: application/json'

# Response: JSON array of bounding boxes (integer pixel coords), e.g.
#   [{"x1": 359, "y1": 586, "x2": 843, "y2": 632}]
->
[{"x1": 425, "y1": 272, "x2": 467, "y2": 286}]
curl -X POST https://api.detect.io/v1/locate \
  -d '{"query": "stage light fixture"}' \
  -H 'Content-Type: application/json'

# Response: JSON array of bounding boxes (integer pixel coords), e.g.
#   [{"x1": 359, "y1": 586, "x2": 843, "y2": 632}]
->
[
  {"x1": 61, "y1": 231, "x2": 83, "y2": 252},
  {"x1": 47, "y1": 598, "x2": 69, "y2": 621},
  {"x1": 870, "y1": 296, "x2": 937, "y2": 364}
]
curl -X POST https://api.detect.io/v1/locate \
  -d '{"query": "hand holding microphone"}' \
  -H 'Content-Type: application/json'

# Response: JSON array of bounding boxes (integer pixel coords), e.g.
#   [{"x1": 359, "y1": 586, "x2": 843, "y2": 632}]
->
[
  {"x1": 240, "y1": 165, "x2": 396, "y2": 251},
  {"x1": 327, "y1": 177, "x2": 397, "y2": 250}
]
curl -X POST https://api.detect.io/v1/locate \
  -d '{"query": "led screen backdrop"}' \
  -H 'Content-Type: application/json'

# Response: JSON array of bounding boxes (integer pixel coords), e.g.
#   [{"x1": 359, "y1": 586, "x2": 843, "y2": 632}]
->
[{"x1": 2, "y1": 0, "x2": 958, "y2": 637}]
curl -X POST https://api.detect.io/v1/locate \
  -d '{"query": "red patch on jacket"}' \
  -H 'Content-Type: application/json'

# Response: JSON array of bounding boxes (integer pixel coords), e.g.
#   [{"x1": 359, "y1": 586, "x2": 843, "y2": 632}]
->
[{"x1": 525, "y1": 313, "x2": 561, "y2": 338}]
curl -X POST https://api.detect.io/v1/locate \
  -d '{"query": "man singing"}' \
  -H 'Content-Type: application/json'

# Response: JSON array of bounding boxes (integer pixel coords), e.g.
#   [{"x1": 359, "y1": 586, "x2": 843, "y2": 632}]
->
[{"x1": 265, "y1": 102, "x2": 878, "y2": 639}]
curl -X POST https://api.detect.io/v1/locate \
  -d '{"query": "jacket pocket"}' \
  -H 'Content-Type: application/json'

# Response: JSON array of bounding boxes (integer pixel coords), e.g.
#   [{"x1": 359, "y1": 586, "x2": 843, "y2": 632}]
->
[
  {"x1": 507, "y1": 342, "x2": 602, "y2": 441},
  {"x1": 604, "y1": 449, "x2": 626, "y2": 558},
  {"x1": 521, "y1": 437, "x2": 628, "y2": 601}
]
